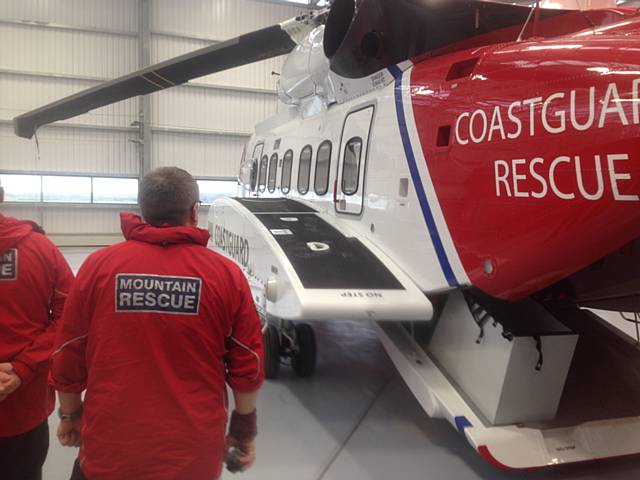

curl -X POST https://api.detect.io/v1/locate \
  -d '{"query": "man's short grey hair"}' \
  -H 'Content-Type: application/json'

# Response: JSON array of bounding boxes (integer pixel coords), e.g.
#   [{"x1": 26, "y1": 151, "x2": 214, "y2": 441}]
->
[{"x1": 138, "y1": 167, "x2": 199, "y2": 226}]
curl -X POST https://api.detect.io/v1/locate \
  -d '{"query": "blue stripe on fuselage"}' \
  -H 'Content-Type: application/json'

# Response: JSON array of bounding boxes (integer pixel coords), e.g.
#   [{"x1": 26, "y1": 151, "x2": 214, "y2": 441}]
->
[{"x1": 390, "y1": 67, "x2": 458, "y2": 287}]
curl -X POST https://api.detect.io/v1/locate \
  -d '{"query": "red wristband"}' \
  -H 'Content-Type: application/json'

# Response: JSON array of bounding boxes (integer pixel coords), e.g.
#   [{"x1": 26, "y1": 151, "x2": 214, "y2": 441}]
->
[{"x1": 229, "y1": 410, "x2": 257, "y2": 443}]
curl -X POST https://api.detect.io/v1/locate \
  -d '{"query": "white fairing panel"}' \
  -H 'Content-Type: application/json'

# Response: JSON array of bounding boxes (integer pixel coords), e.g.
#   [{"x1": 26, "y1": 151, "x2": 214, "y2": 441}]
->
[
  {"x1": 429, "y1": 292, "x2": 577, "y2": 425},
  {"x1": 278, "y1": 26, "x2": 334, "y2": 105},
  {"x1": 376, "y1": 301, "x2": 640, "y2": 470},
  {"x1": 207, "y1": 197, "x2": 433, "y2": 322}
]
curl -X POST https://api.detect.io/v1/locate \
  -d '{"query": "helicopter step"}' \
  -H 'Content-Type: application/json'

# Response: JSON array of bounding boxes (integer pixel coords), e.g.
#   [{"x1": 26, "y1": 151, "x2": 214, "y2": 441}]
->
[{"x1": 208, "y1": 197, "x2": 434, "y2": 324}]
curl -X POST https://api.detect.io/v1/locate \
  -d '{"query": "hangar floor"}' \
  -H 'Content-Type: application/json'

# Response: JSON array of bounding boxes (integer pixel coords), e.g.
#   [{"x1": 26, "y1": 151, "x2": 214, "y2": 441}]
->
[{"x1": 43, "y1": 248, "x2": 640, "y2": 480}]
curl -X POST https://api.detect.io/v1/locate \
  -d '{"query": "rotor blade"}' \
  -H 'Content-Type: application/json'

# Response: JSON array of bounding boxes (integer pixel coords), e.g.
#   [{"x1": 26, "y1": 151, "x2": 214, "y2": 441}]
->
[{"x1": 13, "y1": 25, "x2": 296, "y2": 139}]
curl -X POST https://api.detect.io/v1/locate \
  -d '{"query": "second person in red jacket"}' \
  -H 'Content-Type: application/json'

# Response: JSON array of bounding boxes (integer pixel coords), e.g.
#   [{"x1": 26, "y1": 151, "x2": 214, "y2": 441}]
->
[
  {"x1": 51, "y1": 167, "x2": 264, "y2": 480},
  {"x1": 0, "y1": 181, "x2": 74, "y2": 480}
]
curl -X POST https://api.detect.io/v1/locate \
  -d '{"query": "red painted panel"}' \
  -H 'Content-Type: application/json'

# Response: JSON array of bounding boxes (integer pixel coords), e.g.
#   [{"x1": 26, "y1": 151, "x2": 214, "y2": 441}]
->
[{"x1": 411, "y1": 21, "x2": 640, "y2": 300}]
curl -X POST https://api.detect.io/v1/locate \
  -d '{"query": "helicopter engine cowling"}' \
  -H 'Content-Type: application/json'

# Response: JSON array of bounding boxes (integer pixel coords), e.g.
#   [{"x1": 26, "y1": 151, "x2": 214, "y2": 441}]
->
[
  {"x1": 323, "y1": 0, "x2": 563, "y2": 79},
  {"x1": 277, "y1": 25, "x2": 334, "y2": 105}
]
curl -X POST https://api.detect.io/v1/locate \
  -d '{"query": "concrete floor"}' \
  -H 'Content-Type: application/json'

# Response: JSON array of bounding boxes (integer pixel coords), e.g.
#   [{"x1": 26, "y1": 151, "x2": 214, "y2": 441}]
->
[{"x1": 42, "y1": 248, "x2": 640, "y2": 480}]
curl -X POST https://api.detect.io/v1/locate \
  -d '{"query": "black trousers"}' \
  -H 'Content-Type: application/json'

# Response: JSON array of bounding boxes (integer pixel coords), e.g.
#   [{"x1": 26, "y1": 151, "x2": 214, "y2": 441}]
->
[
  {"x1": 70, "y1": 459, "x2": 86, "y2": 480},
  {"x1": 0, "y1": 421, "x2": 49, "y2": 480}
]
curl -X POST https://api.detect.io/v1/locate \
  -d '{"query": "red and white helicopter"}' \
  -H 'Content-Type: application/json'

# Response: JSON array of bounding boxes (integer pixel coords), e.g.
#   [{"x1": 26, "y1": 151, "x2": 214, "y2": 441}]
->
[{"x1": 13, "y1": 0, "x2": 640, "y2": 470}]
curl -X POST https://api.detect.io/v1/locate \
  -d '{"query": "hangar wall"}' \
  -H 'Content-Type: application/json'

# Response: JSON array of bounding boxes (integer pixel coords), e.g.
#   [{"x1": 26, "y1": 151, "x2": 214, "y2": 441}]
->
[{"x1": 0, "y1": 0, "x2": 302, "y2": 244}]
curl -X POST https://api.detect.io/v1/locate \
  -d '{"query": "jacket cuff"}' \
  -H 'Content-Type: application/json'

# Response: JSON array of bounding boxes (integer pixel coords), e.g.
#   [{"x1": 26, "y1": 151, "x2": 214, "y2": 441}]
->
[
  {"x1": 11, "y1": 361, "x2": 35, "y2": 387},
  {"x1": 52, "y1": 381, "x2": 86, "y2": 394},
  {"x1": 227, "y1": 377, "x2": 264, "y2": 393}
]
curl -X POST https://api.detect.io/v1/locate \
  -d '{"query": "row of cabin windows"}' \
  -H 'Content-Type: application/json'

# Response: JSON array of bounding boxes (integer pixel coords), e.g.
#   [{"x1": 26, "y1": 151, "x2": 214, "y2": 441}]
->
[{"x1": 255, "y1": 137, "x2": 364, "y2": 197}]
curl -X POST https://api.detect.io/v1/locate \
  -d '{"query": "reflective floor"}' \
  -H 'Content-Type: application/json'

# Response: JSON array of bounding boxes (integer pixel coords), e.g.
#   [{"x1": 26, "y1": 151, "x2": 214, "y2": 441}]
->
[{"x1": 43, "y1": 248, "x2": 640, "y2": 480}]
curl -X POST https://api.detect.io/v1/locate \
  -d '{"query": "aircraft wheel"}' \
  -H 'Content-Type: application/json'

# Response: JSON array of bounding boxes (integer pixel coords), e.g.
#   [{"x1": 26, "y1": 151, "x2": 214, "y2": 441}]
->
[
  {"x1": 263, "y1": 324, "x2": 281, "y2": 379},
  {"x1": 292, "y1": 323, "x2": 316, "y2": 378}
]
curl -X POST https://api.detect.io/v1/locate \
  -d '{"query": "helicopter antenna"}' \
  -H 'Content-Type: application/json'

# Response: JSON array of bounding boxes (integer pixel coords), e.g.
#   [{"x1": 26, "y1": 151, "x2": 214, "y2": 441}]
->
[{"x1": 517, "y1": 1, "x2": 539, "y2": 42}]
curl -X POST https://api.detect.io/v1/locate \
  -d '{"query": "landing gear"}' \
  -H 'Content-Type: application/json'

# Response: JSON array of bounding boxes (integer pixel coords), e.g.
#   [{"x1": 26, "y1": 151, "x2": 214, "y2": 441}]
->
[
  {"x1": 292, "y1": 323, "x2": 316, "y2": 377},
  {"x1": 263, "y1": 323, "x2": 281, "y2": 379},
  {"x1": 261, "y1": 320, "x2": 317, "y2": 379}
]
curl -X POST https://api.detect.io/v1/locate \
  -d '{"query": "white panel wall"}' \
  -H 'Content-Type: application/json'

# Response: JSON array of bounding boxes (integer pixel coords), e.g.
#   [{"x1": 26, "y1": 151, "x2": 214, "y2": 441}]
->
[
  {"x1": 42, "y1": 207, "x2": 125, "y2": 234},
  {"x1": 152, "y1": 86, "x2": 276, "y2": 132},
  {"x1": 151, "y1": 0, "x2": 302, "y2": 38},
  {"x1": 0, "y1": 24, "x2": 138, "y2": 78},
  {"x1": 0, "y1": 75, "x2": 137, "y2": 130},
  {"x1": 0, "y1": 0, "x2": 139, "y2": 32},
  {"x1": 0, "y1": 205, "x2": 125, "y2": 233},
  {"x1": 0, "y1": 0, "x2": 305, "y2": 243},
  {"x1": 0, "y1": 124, "x2": 139, "y2": 174},
  {"x1": 154, "y1": 131, "x2": 246, "y2": 177},
  {"x1": 149, "y1": 0, "x2": 301, "y2": 176},
  {"x1": 0, "y1": 0, "x2": 140, "y2": 241}
]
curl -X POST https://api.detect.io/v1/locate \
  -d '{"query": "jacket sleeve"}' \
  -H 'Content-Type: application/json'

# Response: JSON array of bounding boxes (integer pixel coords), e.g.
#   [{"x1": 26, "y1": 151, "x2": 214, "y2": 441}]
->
[
  {"x1": 225, "y1": 269, "x2": 264, "y2": 393},
  {"x1": 51, "y1": 259, "x2": 93, "y2": 394},
  {"x1": 12, "y1": 244, "x2": 74, "y2": 386}
]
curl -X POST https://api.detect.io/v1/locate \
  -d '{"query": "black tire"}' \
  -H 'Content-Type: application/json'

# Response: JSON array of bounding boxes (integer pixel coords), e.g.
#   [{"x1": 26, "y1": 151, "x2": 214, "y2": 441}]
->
[
  {"x1": 263, "y1": 324, "x2": 281, "y2": 379},
  {"x1": 292, "y1": 323, "x2": 316, "y2": 377}
]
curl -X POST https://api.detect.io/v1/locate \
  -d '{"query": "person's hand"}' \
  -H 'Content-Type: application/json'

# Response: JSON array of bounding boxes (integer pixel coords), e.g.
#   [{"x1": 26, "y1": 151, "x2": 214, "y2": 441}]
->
[
  {"x1": 0, "y1": 362, "x2": 13, "y2": 373},
  {"x1": 225, "y1": 435, "x2": 256, "y2": 473},
  {"x1": 57, "y1": 418, "x2": 82, "y2": 447},
  {"x1": 0, "y1": 365, "x2": 21, "y2": 401}
]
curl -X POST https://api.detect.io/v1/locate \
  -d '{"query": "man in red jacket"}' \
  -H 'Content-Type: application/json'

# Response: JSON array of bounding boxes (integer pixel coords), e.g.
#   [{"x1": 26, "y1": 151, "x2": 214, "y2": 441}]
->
[
  {"x1": 0, "y1": 180, "x2": 75, "y2": 480},
  {"x1": 52, "y1": 167, "x2": 264, "y2": 480}
]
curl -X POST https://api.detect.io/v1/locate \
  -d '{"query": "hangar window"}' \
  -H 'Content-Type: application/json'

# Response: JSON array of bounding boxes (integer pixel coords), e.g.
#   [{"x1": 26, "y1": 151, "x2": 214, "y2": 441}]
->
[
  {"x1": 93, "y1": 177, "x2": 138, "y2": 204},
  {"x1": 0, "y1": 173, "x2": 140, "y2": 204},
  {"x1": 298, "y1": 145, "x2": 313, "y2": 195},
  {"x1": 258, "y1": 155, "x2": 268, "y2": 192},
  {"x1": 314, "y1": 140, "x2": 332, "y2": 196},
  {"x1": 43, "y1": 176, "x2": 92, "y2": 203},
  {"x1": 268, "y1": 153, "x2": 278, "y2": 193},
  {"x1": 342, "y1": 137, "x2": 362, "y2": 196},
  {"x1": 0, "y1": 174, "x2": 41, "y2": 202},
  {"x1": 281, "y1": 150, "x2": 293, "y2": 194},
  {"x1": 197, "y1": 179, "x2": 237, "y2": 204}
]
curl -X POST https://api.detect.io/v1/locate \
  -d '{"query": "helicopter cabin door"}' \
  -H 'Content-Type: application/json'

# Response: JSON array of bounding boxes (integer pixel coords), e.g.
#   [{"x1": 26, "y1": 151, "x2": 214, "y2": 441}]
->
[{"x1": 335, "y1": 105, "x2": 375, "y2": 215}]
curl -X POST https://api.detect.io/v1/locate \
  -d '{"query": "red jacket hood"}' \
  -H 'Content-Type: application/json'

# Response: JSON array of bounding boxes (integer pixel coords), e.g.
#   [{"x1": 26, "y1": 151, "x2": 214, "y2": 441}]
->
[
  {"x1": 0, "y1": 214, "x2": 45, "y2": 256},
  {"x1": 120, "y1": 212, "x2": 210, "y2": 246}
]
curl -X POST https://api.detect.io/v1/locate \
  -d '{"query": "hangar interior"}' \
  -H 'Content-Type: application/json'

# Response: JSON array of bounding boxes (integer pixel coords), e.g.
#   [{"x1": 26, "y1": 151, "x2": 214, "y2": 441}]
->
[
  {"x1": 3, "y1": 1, "x2": 640, "y2": 479},
  {"x1": 0, "y1": 0, "x2": 302, "y2": 245}
]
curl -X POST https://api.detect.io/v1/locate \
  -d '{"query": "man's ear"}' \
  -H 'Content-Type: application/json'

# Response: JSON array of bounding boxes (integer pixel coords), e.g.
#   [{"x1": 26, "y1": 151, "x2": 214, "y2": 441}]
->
[{"x1": 189, "y1": 202, "x2": 199, "y2": 226}]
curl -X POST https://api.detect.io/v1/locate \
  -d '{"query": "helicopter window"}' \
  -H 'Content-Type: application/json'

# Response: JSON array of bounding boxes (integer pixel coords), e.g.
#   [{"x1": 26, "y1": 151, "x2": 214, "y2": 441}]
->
[
  {"x1": 258, "y1": 155, "x2": 268, "y2": 193},
  {"x1": 281, "y1": 149, "x2": 293, "y2": 194},
  {"x1": 250, "y1": 159, "x2": 258, "y2": 191},
  {"x1": 298, "y1": 145, "x2": 313, "y2": 195},
  {"x1": 342, "y1": 137, "x2": 363, "y2": 196},
  {"x1": 314, "y1": 140, "x2": 332, "y2": 196},
  {"x1": 268, "y1": 153, "x2": 278, "y2": 193},
  {"x1": 251, "y1": 142, "x2": 264, "y2": 160}
]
